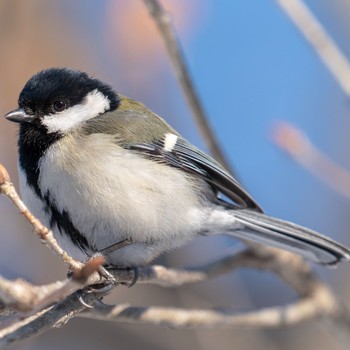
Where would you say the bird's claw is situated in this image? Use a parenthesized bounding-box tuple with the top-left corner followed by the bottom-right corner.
(127, 266, 139, 288)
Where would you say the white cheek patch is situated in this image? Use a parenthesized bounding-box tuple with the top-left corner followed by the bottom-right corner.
(163, 133, 178, 152)
(42, 89, 110, 134)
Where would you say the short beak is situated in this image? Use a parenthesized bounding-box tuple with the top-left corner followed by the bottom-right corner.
(5, 108, 34, 124)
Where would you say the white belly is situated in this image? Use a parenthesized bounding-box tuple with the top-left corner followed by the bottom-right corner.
(19, 133, 209, 266)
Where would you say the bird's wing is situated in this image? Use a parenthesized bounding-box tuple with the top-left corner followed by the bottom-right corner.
(84, 105, 261, 211)
(124, 135, 262, 211)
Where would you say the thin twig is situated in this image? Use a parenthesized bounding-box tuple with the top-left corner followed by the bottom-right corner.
(277, 0, 350, 98)
(0, 165, 83, 271)
(142, 0, 232, 172)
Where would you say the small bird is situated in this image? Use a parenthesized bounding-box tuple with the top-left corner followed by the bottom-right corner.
(4, 68, 350, 268)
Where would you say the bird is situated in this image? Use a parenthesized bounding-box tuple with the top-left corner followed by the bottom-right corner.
(4, 67, 350, 269)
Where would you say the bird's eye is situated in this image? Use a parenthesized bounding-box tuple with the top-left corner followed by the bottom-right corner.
(53, 100, 67, 112)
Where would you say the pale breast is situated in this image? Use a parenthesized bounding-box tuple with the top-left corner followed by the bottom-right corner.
(35, 133, 209, 265)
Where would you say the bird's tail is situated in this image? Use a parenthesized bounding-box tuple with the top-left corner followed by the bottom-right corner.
(230, 209, 350, 265)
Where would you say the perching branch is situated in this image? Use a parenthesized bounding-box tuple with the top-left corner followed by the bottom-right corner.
(1, 241, 349, 346)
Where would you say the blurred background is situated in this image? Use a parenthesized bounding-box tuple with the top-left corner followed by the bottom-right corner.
(1, 0, 350, 349)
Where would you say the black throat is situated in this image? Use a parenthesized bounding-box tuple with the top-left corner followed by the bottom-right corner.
(18, 124, 91, 251)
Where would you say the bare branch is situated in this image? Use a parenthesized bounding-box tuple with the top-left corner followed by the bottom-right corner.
(276, 0, 350, 98)
(142, 0, 232, 172)
(1, 247, 348, 348)
(82, 250, 342, 329)
(80, 287, 338, 329)
(272, 122, 350, 199)
(81, 251, 349, 332)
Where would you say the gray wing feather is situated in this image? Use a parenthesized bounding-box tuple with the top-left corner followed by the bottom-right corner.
(174, 138, 262, 210)
(126, 137, 262, 211)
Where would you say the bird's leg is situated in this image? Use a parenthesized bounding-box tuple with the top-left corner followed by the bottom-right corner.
(93, 238, 139, 289)
(69, 238, 138, 295)
(71, 239, 133, 297)
(73, 238, 140, 303)
(99, 238, 133, 255)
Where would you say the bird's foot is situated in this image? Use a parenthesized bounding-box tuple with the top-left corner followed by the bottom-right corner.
(67, 254, 117, 295)
(85, 256, 116, 294)
(112, 266, 140, 288)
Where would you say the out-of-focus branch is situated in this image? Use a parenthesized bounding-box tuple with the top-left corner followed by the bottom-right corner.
(277, 0, 350, 98)
(142, 0, 232, 172)
(80, 288, 338, 329)
(272, 122, 350, 199)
